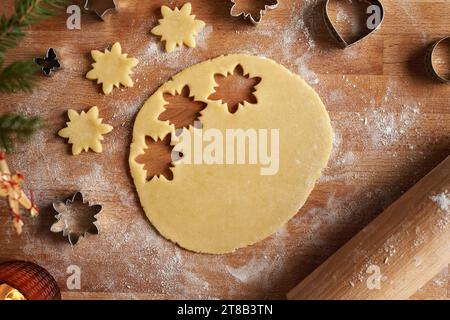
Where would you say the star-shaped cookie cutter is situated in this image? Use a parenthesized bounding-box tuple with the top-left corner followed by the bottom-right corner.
(230, 0, 279, 25)
(84, 0, 118, 20)
(50, 192, 102, 245)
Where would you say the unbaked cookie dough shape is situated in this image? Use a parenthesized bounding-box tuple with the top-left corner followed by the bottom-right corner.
(130, 54, 333, 254)
(151, 3, 205, 53)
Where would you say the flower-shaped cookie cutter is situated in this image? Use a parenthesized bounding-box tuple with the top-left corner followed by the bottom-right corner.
(230, 0, 279, 25)
(50, 192, 102, 245)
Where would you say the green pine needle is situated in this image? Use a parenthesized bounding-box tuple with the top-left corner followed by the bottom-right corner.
(0, 113, 43, 152)
(0, 0, 68, 93)
(0, 0, 67, 54)
(0, 60, 40, 93)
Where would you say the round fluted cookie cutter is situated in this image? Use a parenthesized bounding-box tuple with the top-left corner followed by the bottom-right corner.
(425, 36, 450, 83)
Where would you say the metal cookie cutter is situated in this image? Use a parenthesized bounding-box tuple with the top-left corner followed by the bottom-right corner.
(84, 0, 118, 20)
(230, 0, 279, 25)
(425, 36, 450, 83)
(34, 48, 61, 76)
(323, 0, 385, 48)
(50, 192, 102, 245)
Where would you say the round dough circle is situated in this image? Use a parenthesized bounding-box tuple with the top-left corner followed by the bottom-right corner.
(129, 54, 333, 254)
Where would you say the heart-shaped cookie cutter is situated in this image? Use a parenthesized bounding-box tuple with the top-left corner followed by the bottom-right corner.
(323, 0, 385, 48)
(230, 0, 279, 25)
(425, 36, 450, 83)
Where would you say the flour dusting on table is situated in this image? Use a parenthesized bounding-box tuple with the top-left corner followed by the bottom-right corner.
(1, 0, 448, 299)
(430, 191, 450, 213)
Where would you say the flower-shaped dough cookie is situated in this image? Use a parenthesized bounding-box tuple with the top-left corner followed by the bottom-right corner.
(58, 106, 113, 155)
(86, 42, 138, 94)
(151, 3, 205, 53)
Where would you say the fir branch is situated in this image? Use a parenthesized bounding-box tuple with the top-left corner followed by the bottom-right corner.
(0, 60, 39, 93)
(0, 0, 68, 54)
(0, 0, 67, 93)
(0, 113, 42, 152)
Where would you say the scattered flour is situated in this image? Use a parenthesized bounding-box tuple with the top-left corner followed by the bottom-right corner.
(367, 103, 421, 148)
(433, 278, 446, 288)
(1, 0, 447, 299)
(413, 226, 426, 247)
(226, 257, 268, 283)
(430, 190, 450, 232)
(335, 151, 356, 166)
(430, 190, 450, 213)
(196, 25, 214, 48)
(295, 53, 320, 85)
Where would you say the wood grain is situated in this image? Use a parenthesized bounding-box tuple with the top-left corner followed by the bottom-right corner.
(0, 0, 449, 300)
(288, 156, 450, 300)
(135, 135, 176, 181)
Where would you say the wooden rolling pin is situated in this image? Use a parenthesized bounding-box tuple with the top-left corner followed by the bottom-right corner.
(288, 156, 450, 300)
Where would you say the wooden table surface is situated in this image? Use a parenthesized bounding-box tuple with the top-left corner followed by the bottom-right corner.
(0, 0, 449, 300)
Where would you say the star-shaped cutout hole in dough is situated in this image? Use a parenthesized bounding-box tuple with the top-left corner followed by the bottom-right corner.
(135, 134, 179, 181)
(151, 3, 206, 53)
(158, 85, 207, 130)
(58, 106, 113, 155)
(86, 42, 138, 95)
(208, 65, 261, 114)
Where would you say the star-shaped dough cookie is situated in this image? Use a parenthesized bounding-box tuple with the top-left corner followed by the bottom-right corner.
(58, 106, 113, 155)
(86, 42, 138, 94)
(151, 3, 206, 53)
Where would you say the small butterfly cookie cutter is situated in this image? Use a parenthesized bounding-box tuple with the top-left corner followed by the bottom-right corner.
(323, 0, 385, 49)
(230, 0, 279, 25)
(50, 192, 102, 245)
(425, 36, 450, 83)
(34, 48, 60, 76)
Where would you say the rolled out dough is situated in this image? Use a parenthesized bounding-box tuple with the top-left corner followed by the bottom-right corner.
(129, 54, 333, 254)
